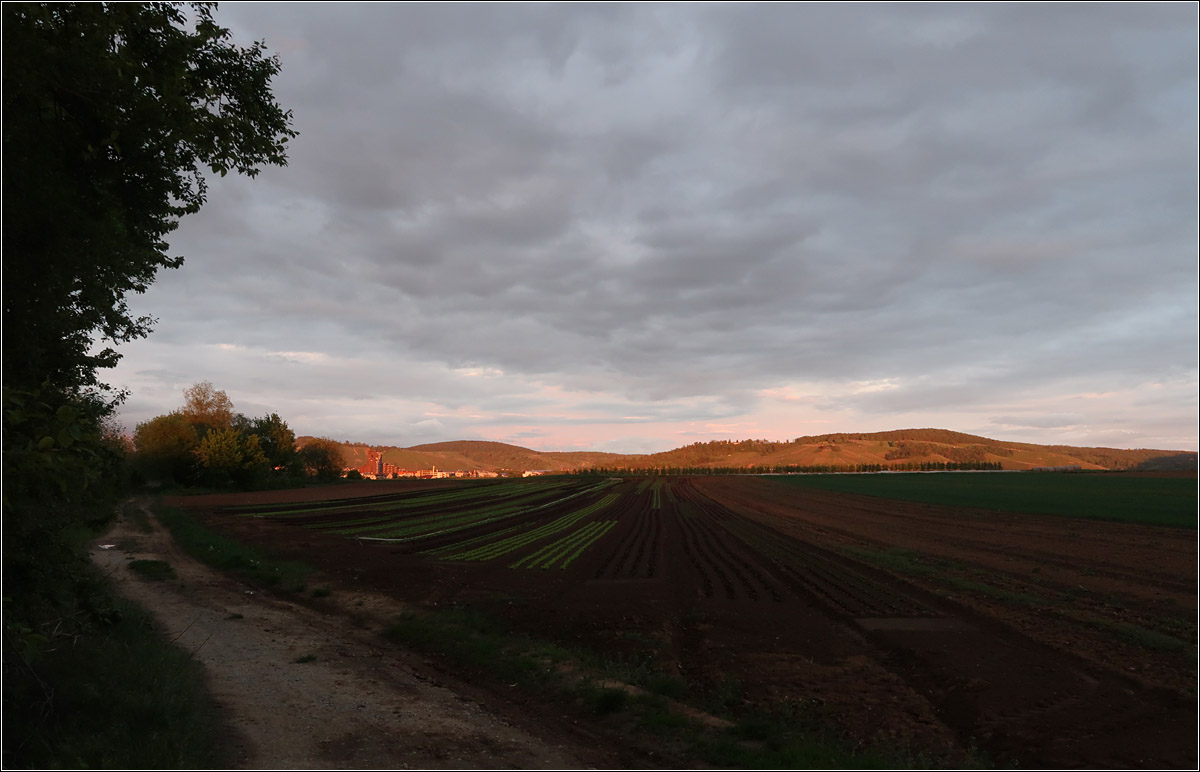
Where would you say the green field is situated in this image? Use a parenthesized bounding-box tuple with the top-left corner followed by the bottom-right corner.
(774, 472, 1197, 528)
(222, 477, 626, 570)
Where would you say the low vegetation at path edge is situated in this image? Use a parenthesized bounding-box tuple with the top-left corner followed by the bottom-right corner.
(3, 590, 231, 769)
(156, 506, 312, 591)
(147, 499, 937, 768)
(381, 605, 929, 769)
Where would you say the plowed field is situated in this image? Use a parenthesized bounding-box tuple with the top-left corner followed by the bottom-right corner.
(176, 475, 1198, 768)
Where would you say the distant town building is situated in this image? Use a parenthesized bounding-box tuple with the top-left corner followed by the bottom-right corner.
(342, 452, 502, 480)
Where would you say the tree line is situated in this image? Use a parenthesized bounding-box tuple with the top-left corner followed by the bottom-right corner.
(3, 4, 298, 765)
(132, 381, 343, 488)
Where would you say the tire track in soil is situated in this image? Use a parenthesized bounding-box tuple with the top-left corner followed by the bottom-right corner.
(627, 498, 659, 579)
(718, 481, 1196, 600)
(690, 514, 764, 601)
(174, 479, 1197, 769)
(676, 504, 729, 599)
(595, 493, 655, 580)
(690, 477, 1198, 769)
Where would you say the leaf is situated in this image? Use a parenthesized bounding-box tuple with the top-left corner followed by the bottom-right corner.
(4, 3, 296, 394)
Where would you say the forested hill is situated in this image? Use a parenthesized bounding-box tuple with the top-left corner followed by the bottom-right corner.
(296, 430, 1194, 473)
(625, 432, 1192, 472)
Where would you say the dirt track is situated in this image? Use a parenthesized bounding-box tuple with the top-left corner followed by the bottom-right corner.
(176, 477, 1198, 769)
(92, 499, 628, 769)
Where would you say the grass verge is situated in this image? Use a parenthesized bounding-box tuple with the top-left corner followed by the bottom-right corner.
(381, 604, 919, 769)
(155, 505, 311, 592)
(142, 502, 956, 767)
(3, 591, 232, 769)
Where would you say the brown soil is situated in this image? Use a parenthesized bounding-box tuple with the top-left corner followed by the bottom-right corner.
(164, 478, 1198, 769)
(93, 497, 661, 769)
(688, 477, 1198, 767)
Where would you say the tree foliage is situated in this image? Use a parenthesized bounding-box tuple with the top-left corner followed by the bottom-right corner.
(3, 6, 296, 744)
(132, 383, 303, 487)
(133, 411, 200, 481)
(180, 381, 235, 431)
(193, 427, 268, 488)
(2, 2, 297, 392)
(3, 387, 128, 609)
(296, 438, 345, 481)
(250, 413, 297, 470)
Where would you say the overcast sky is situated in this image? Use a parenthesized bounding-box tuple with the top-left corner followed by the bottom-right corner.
(106, 2, 1198, 453)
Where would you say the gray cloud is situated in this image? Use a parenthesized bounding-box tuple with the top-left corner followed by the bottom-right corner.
(108, 3, 1198, 451)
(990, 415, 1086, 430)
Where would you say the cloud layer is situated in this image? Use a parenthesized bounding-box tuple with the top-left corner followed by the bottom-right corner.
(107, 4, 1198, 452)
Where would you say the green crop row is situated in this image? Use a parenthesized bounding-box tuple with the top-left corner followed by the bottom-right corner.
(420, 481, 621, 556)
(510, 520, 617, 570)
(395, 478, 621, 547)
(236, 477, 579, 519)
(719, 517, 796, 564)
(339, 499, 542, 542)
(422, 523, 528, 558)
(229, 484, 496, 517)
(317, 483, 572, 537)
(444, 492, 621, 561)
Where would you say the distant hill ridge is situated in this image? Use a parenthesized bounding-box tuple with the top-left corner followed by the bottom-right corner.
(296, 430, 1195, 474)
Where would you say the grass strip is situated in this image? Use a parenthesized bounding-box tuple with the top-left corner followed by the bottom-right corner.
(381, 604, 923, 769)
(4, 591, 232, 769)
(156, 506, 312, 592)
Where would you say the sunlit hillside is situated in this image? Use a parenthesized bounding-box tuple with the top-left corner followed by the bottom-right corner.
(296, 430, 1194, 474)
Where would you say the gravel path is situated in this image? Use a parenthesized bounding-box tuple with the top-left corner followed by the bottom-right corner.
(91, 501, 592, 769)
